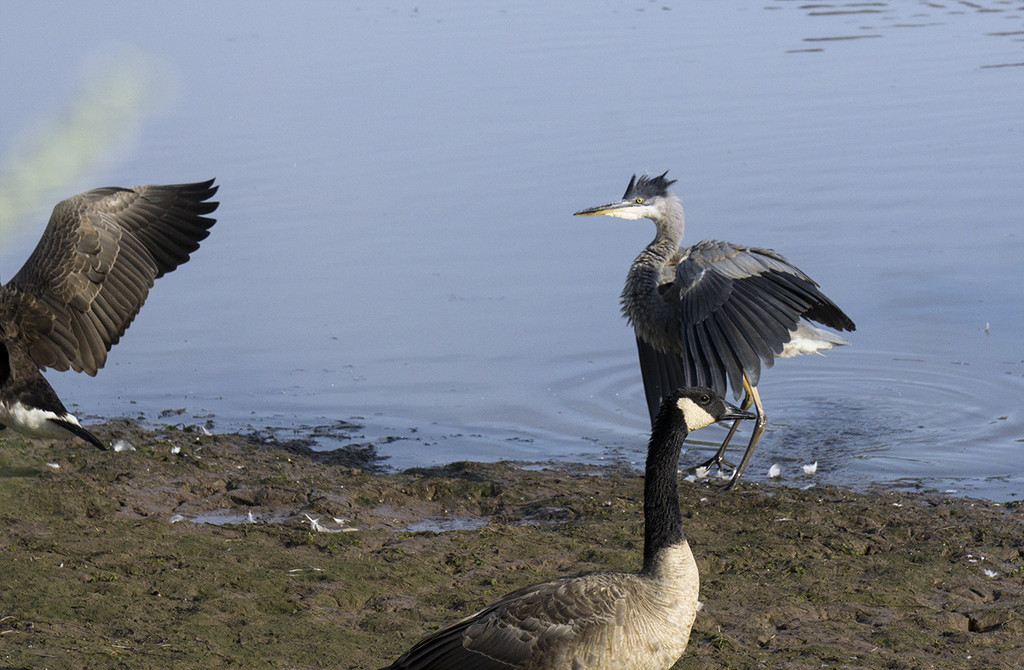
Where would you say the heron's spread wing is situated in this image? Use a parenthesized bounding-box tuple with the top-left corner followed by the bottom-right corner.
(0, 180, 218, 375)
(636, 336, 688, 424)
(661, 240, 854, 400)
(384, 574, 629, 669)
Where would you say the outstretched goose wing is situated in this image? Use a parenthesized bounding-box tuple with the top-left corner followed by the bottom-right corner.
(0, 180, 218, 375)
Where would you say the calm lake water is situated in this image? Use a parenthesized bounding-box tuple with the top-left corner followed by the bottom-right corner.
(2, 1, 1022, 500)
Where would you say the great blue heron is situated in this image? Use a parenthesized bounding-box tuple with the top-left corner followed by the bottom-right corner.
(0, 180, 218, 449)
(382, 387, 754, 670)
(575, 172, 854, 487)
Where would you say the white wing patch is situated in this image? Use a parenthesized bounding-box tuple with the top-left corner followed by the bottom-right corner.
(781, 322, 850, 358)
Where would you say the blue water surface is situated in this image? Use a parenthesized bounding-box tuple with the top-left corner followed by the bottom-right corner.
(1, 1, 1021, 499)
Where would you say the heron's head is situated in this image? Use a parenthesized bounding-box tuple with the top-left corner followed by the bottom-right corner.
(573, 171, 679, 221)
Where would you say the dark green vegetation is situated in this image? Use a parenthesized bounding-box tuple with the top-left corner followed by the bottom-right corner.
(1, 422, 1022, 669)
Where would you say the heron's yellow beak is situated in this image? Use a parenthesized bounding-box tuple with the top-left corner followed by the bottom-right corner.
(573, 201, 633, 216)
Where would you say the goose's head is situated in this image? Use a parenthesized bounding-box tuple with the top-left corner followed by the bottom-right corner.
(659, 386, 753, 434)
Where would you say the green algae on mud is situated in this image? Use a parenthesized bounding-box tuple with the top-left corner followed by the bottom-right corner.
(1, 421, 1023, 669)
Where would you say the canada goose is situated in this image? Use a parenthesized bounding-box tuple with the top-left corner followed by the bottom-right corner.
(0, 180, 218, 449)
(381, 387, 754, 670)
(575, 172, 854, 486)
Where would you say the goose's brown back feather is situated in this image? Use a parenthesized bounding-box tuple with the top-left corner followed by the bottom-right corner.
(386, 572, 627, 669)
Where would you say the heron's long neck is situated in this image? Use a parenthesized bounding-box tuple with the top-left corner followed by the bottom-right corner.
(638, 195, 685, 267)
(622, 195, 685, 348)
(641, 418, 687, 575)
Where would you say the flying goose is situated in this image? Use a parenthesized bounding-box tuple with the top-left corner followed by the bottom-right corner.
(0, 180, 218, 448)
(382, 387, 753, 670)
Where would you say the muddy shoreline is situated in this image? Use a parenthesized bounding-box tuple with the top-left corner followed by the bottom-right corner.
(1, 420, 1022, 669)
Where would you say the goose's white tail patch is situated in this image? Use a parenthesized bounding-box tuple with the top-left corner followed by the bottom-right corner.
(0, 401, 80, 439)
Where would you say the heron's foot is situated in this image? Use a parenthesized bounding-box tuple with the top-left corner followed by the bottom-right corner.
(687, 457, 738, 488)
(724, 470, 744, 491)
(693, 453, 735, 472)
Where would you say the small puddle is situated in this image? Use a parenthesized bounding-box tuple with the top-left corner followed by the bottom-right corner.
(189, 512, 255, 525)
(405, 516, 487, 533)
(172, 510, 287, 525)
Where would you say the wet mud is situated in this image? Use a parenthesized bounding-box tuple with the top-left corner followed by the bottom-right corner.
(1, 421, 1022, 669)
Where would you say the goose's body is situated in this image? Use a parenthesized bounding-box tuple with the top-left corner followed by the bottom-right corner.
(575, 172, 854, 486)
(382, 387, 753, 670)
(0, 180, 219, 448)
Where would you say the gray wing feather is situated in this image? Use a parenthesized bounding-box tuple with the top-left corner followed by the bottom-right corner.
(636, 337, 687, 424)
(642, 240, 855, 402)
(0, 180, 218, 375)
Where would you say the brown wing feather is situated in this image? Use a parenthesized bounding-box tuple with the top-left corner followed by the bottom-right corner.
(0, 180, 218, 375)
(383, 573, 630, 669)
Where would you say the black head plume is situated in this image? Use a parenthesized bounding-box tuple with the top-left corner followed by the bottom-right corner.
(622, 171, 677, 201)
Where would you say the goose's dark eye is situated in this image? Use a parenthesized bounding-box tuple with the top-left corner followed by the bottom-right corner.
(698, 394, 710, 404)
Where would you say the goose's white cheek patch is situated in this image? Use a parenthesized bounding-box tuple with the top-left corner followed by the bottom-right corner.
(675, 397, 716, 431)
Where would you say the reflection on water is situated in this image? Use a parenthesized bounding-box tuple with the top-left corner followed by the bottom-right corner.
(1, 1, 1021, 500)
(777, 0, 1024, 70)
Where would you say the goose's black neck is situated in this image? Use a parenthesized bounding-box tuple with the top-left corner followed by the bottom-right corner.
(641, 409, 688, 574)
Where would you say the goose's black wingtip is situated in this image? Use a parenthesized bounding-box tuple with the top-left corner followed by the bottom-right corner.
(49, 418, 107, 450)
(180, 178, 220, 213)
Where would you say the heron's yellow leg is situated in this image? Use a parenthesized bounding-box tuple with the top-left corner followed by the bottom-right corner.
(727, 380, 766, 490)
(695, 373, 756, 471)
